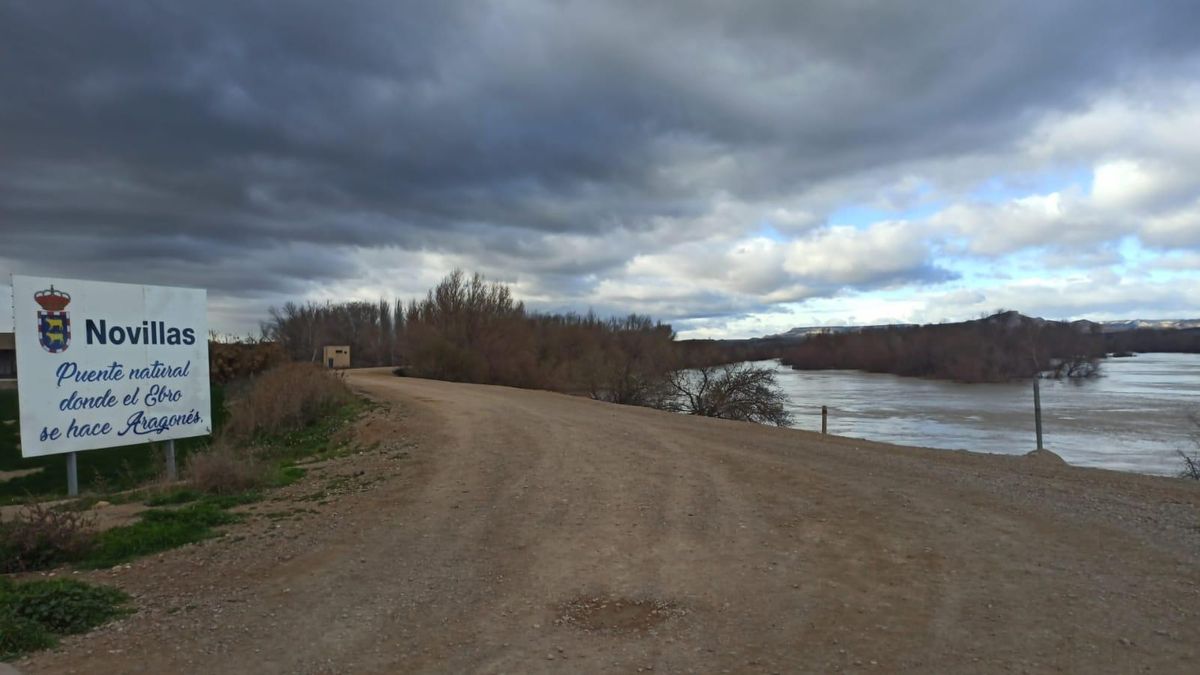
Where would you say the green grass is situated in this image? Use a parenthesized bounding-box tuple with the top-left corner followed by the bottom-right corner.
(271, 464, 308, 487)
(0, 577, 129, 660)
(196, 490, 262, 509)
(81, 502, 240, 569)
(143, 488, 204, 507)
(0, 387, 228, 505)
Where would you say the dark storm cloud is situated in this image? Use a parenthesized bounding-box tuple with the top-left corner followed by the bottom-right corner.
(2, 0, 1199, 326)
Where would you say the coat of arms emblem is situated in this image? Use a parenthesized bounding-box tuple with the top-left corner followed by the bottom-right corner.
(35, 286, 71, 353)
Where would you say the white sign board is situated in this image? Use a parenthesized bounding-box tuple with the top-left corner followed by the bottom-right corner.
(12, 275, 211, 458)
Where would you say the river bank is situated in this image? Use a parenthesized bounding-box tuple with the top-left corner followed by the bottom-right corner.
(768, 352, 1200, 476)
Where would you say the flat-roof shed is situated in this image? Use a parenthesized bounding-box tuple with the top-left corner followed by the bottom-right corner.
(323, 345, 350, 369)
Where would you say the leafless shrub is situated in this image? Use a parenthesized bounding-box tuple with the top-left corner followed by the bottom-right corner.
(1051, 355, 1100, 379)
(209, 341, 286, 385)
(0, 502, 97, 572)
(223, 363, 352, 440)
(264, 271, 680, 400)
(184, 441, 266, 495)
(665, 363, 793, 426)
(1178, 451, 1200, 481)
(1179, 413, 1200, 481)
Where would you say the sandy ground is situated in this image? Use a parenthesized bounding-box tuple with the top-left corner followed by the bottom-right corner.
(13, 368, 1200, 674)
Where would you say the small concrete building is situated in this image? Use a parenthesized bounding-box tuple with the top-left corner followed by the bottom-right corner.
(0, 332, 15, 379)
(322, 345, 350, 369)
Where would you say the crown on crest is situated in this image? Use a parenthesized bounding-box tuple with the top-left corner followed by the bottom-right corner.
(34, 286, 71, 311)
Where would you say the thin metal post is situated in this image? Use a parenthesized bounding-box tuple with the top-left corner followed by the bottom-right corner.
(66, 452, 78, 496)
(165, 439, 177, 481)
(821, 405, 828, 435)
(1033, 378, 1044, 451)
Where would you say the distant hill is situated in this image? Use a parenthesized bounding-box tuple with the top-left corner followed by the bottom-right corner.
(1091, 319, 1200, 333)
(767, 314, 1200, 340)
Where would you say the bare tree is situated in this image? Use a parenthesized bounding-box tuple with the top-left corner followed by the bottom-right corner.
(1179, 413, 1200, 480)
(665, 363, 793, 426)
(262, 270, 681, 398)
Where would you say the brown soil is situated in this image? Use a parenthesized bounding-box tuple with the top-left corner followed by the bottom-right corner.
(557, 596, 684, 633)
(13, 368, 1200, 674)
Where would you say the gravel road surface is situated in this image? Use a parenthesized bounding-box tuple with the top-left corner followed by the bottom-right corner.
(17, 369, 1200, 674)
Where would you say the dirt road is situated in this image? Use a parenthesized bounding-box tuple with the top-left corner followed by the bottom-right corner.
(18, 370, 1200, 673)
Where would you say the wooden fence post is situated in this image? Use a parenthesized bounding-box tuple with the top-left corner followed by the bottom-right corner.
(821, 405, 828, 435)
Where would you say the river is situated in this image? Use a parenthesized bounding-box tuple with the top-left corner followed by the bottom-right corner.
(763, 352, 1200, 476)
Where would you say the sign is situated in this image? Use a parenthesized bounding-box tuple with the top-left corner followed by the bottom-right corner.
(12, 275, 211, 458)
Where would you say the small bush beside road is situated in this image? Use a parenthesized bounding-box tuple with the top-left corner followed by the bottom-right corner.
(0, 577, 129, 660)
(223, 363, 352, 440)
(0, 502, 97, 572)
(184, 441, 267, 495)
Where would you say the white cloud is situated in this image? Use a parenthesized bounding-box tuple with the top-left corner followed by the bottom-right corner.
(782, 221, 939, 285)
(1141, 199, 1200, 248)
(1092, 159, 1194, 213)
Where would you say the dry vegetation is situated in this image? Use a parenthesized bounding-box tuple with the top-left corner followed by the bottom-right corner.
(208, 341, 287, 385)
(261, 271, 821, 424)
(0, 355, 367, 660)
(184, 362, 353, 494)
(779, 312, 1105, 383)
(2, 361, 358, 577)
(184, 441, 266, 495)
(221, 362, 352, 440)
(1178, 413, 1200, 481)
(265, 270, 682, 406)
(665, 363, 793, 426)
(0, 503, 97, 573)
(1107, 328, 1200, 354)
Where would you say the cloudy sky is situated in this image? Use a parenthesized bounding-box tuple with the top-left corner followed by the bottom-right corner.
(3, 1, 1200, 338)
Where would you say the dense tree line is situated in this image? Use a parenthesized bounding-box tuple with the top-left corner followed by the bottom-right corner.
(776, 312, 1105, 383)
(674, 338, 788, 367)
(265, 274, 1141, 420)
(263, 271, 678, 403)
(1105, 328, 1200, 355)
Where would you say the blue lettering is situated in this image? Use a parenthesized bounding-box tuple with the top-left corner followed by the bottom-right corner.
(118, 409, 203, 437)
(65, 417, 112, 439)
(54, 362, 124, 387)
(58, 389, 118, 411)
(144, 384, 183, 407)
(55, 362, 77, 387)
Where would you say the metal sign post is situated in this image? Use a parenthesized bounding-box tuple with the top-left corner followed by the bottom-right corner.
(165, 439, 177, 481)
(66, 451, 78, 496)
